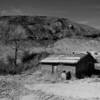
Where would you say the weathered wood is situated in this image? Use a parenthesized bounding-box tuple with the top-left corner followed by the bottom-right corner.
(52, 65, 54, 74)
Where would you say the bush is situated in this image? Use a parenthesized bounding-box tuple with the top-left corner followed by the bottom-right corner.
(22, 51, 49, 64)
(0, 56, 22, 75)
(0, 51, 49, 75)
(21, 51, 50, 72)
(0, 60, 8, 74)
(6, 55, 15, 66)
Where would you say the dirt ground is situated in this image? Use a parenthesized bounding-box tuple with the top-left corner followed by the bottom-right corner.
(0, 70, 100, 100)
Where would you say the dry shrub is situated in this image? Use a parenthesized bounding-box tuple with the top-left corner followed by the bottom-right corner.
(21, 51, 49, 72)
(0, 60, 8, 74)
(0, 78, 22, 99)
(0, 51, 49, 75)
(0, 56, 23, 75)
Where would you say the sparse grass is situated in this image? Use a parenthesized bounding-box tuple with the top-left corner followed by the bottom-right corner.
(0, 78, 23, 99)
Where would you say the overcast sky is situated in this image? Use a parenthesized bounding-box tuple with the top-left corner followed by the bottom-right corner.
(0, 0, 100, 29)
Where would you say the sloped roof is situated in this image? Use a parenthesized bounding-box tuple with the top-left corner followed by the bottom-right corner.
(40, 53, 85, 64)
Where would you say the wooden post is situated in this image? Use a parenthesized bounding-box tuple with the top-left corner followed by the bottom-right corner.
(52, 65, 54, 74)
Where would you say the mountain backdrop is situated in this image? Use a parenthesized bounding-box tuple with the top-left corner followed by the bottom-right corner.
(0, 16, 100, 44)
(0, 16, 100, 56)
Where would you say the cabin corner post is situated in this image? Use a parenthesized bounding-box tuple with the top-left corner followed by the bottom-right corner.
(52, 65, 54, 74)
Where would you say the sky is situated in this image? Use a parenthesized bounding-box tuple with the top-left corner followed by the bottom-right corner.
(0, 0, 100, 29)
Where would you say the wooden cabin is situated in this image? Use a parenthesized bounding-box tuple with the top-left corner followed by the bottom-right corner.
(40, 52, 97, 79)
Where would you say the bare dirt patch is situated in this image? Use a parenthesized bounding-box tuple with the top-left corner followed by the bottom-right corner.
(24, 78, 100, 100)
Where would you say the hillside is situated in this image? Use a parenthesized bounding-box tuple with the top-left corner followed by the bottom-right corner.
(0, 16, 100, 63)
(52, 38, 100, 53)
(0, 16, 100, 47)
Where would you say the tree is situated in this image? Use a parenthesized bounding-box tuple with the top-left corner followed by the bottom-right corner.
(8, 24, 27, 67)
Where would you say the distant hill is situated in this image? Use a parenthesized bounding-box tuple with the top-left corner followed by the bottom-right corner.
(52, 38, 100, 54)
(0, 16, 100, 46)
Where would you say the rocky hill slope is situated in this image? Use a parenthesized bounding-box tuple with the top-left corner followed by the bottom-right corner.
(0, 16, 100, 47)
(0, 15, 100, 60)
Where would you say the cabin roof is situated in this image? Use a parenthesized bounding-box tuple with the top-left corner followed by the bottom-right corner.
(40, 53, 85, 64)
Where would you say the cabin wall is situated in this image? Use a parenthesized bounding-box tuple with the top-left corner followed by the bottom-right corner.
(40, 64, 52, 71)
(76, 56, 95, 79)
(57, 65, 75, 74)
(40, 64, 76, 78)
